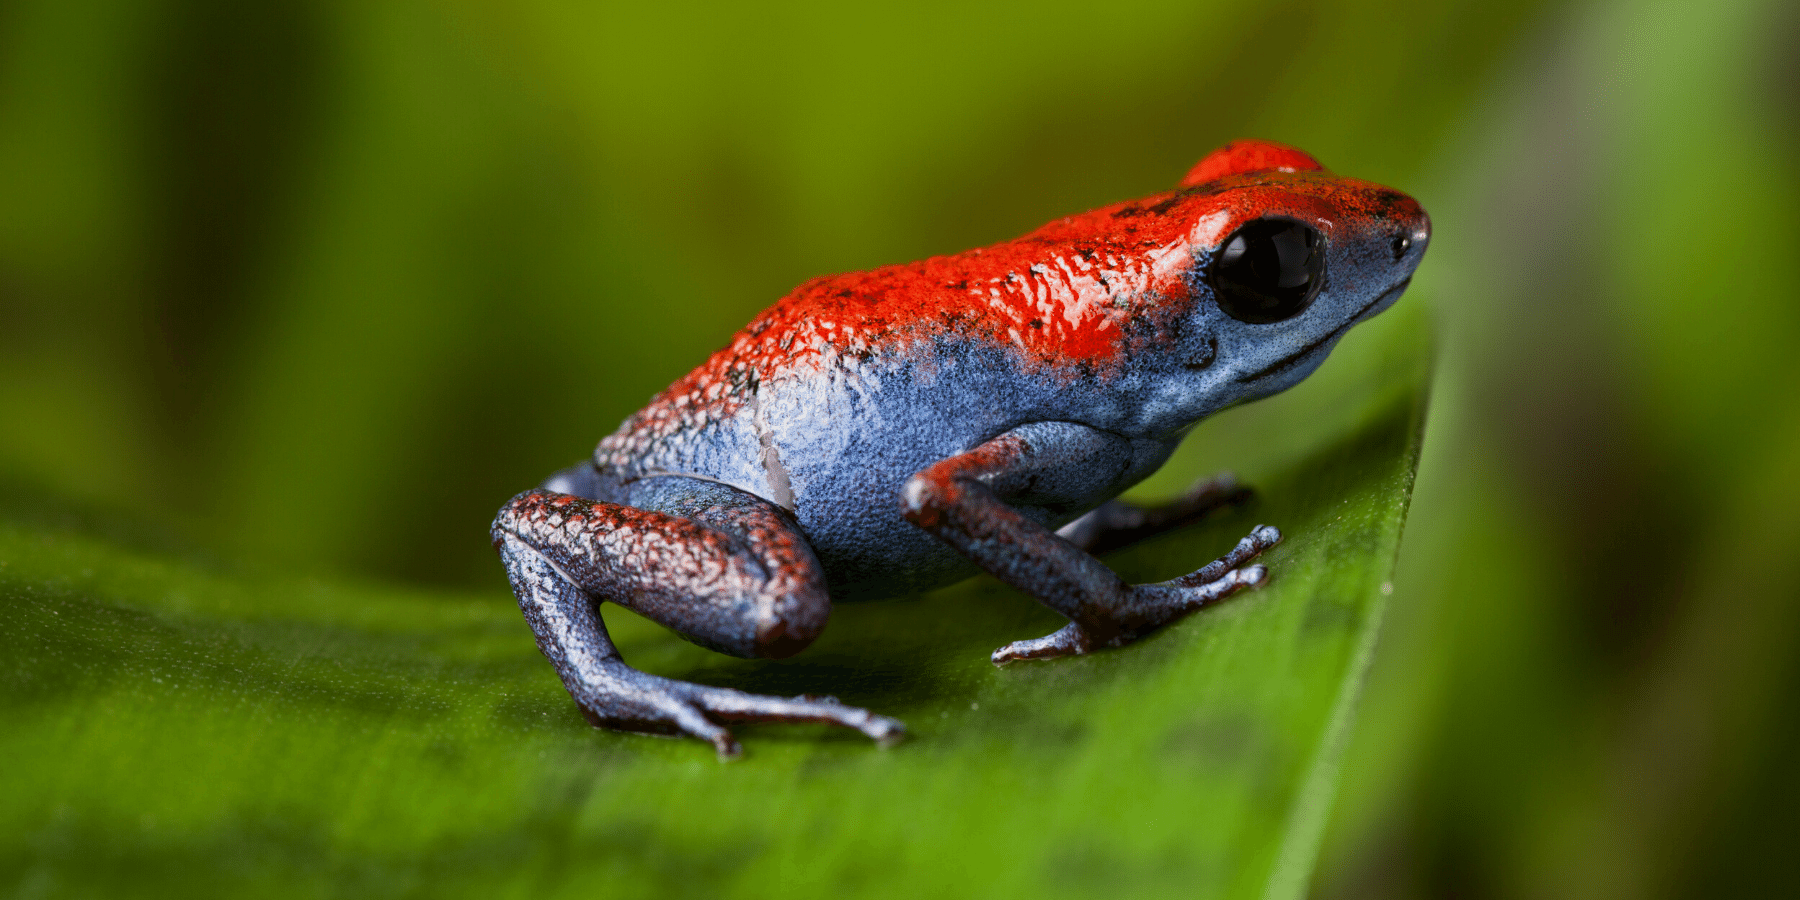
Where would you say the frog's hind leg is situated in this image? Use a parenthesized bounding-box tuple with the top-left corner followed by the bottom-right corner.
(491, 476, 904, 757)
(1055, 472, 1254, 556)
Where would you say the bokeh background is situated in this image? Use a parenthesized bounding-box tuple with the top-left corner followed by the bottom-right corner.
(1, 0, 1796, 896)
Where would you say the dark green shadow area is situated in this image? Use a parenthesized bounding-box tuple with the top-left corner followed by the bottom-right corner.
(0, 317, 1427, 900)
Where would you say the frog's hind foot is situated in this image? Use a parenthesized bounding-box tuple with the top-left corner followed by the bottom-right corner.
(575, 664, 906, 759)
(672, 684, 907, 759)
(493, 476, 904, 758)
(991, 524, 1281, 665)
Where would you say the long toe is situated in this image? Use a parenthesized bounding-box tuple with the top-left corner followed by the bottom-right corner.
(666, 702, 742, 759)
(1175, 563, 1268, 611)
(862, 715, 908, 747)
(1173, 525, 1282, 588)
(992, 622, 1088, 665)
(687, 685, 905, 748)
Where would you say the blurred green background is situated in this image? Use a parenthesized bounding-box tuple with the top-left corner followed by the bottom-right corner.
(1, 0, 1796, 896)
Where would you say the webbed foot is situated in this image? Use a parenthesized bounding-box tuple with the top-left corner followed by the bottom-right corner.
(575, 661, 907, 758)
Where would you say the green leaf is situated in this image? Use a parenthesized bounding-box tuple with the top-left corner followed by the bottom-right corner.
(1, 311, 1428, 900)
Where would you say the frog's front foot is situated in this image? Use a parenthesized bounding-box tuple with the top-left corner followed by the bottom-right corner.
(991, 524, 1282, 665)
(575, 660, 907, 758)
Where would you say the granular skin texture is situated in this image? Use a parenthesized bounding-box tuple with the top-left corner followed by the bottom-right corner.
(490, 140, 1432, 754)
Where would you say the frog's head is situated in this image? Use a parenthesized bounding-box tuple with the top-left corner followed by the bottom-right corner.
(1167, 141, 1430, 409)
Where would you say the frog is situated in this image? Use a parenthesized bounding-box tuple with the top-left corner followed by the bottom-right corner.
(491, 140, 1430, 757)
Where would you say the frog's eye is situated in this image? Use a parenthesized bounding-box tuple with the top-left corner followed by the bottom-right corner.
(1210, 218, 1326, 324)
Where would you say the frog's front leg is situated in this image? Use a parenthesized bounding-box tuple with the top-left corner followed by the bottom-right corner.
(491, 476, 905, 757)
(900, 423, 1281, 665)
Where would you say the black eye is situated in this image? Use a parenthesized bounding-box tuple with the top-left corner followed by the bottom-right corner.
(1210, 218, 1326, 324)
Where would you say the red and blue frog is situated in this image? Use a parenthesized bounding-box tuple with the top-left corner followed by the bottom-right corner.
(491, 140, 1430, 756)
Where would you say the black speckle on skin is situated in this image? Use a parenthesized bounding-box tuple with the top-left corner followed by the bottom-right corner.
(1179, 249, 1217, 307)
(1144, 194, 1184, 217)
(1372, 189, 1410, 213)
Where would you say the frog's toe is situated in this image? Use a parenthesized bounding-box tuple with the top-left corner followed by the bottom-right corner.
(1170, 524, 1281, 589)
(664, 701, 744, 759)
(1172, 563, 1266, 610)
(684, 684, 907, 751)
(863, 714, 908, 747)
(992, 622, 1092, 665)
(992, 527, 1279, 667)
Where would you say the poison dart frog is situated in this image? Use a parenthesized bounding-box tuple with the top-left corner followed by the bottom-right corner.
(492, 140, 1430, 757)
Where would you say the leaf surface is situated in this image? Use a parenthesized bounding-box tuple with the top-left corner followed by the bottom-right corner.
(0, 311, 1428, 900)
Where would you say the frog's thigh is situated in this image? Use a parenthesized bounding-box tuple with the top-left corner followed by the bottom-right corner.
(493, 477, 829, 660)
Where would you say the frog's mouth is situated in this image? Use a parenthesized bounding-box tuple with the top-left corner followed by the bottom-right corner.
(1235, 277, 1410, 384)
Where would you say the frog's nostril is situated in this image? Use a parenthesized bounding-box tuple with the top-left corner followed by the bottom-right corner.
(1390, 233, 1412, 262)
